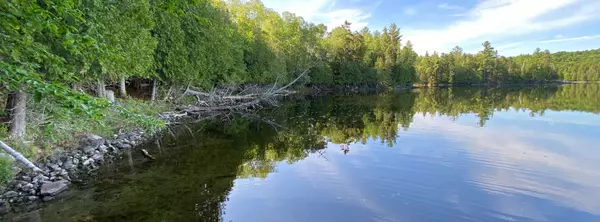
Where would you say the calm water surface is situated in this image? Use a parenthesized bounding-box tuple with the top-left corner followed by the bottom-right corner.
(13, 85, 600, 222)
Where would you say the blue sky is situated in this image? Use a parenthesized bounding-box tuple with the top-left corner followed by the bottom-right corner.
(261, 0, 600, 56)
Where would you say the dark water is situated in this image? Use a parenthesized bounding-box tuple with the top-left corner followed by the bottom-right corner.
(12, 85, 600, 222)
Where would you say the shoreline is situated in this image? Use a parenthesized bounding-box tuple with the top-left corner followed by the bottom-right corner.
(0, 120, 175, 215)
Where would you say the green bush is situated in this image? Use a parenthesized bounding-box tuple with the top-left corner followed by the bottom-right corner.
(0, 156, 14, 185)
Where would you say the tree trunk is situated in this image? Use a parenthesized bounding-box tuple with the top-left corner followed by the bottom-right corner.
(163, 85, 173, 101)
(71, 83, 83, 92)
(96, 79, 106, 97)
(0, 140, 42, 172)
(150, 79, 157, 101)
(5, 90, 26, 138)
(119, 75, 127, 98)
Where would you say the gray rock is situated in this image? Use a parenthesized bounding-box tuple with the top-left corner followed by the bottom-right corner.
(120, 144, 132, 149)
(27, 196, 39, 201)
(118, 132, 138, 140)
(21, 183, 34, 191)
(33, 175, 49, 182)
(82, 158, 94, 166)
(98, 145, 109, 153)
(48, 164, 62, 172)
(81, 146, 96, 155)
(91, 153, 104, 162)
(63, 158, 76, 170)
(20, 176, 32, 182)
(3, 191, 18, 198)
(42, 196, 54, 202)
(79, 134, 105, 154)
(40, 180, 69, 196)
(107, 144, 119, 153)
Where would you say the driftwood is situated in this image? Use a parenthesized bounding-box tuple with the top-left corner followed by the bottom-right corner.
(182, 99, 261, 112)
(179, 67, 310, 116)
(0, 140, 43, 172)
(140, 149, 156, 160)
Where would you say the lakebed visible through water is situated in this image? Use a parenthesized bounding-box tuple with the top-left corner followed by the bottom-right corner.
(9, 84, 600, 222)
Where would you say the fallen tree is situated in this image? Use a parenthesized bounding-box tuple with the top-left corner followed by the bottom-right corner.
(179, 67, 310, 115)
(0, 140, 43, 172)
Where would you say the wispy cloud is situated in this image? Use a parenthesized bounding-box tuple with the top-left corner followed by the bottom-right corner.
(536, 34, 600, 43)
(403, 0, 600, 54)
(450, 13, 467, 17)
(491, 34, 600, 55)
(438, 3, 464, 10)
(262, 0, 376, 30)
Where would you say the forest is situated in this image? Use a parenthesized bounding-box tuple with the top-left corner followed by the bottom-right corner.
(1, 0, 600, 140)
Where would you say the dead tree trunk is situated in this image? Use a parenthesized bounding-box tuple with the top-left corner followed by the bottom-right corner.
(119, 75, 127, 98)
(96, 79, 106, 97)
(150, 79, 157, 101)
(5, 90, 26, 138)
(179, 67, 311, 115)
(0, 140, 42, 172)
(71, 83, 83, 92)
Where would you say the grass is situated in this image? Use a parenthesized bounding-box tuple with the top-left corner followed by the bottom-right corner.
(0, 95, 172, 184)
(0, 156, 13, 184)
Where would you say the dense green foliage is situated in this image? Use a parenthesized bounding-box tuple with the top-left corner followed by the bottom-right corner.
(3, 0, 598, 99)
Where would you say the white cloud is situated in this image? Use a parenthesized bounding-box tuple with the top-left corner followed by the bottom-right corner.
(488, 34, 600, 55)
(438, 3, 464, 10)
(262, 0, 373, 30)
(537, 34, 600, 43)
(403, 0, 600, 55)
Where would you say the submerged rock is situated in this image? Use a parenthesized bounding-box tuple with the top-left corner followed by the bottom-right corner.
(40, 180, 69, 196)
(0, 128, 160, 214)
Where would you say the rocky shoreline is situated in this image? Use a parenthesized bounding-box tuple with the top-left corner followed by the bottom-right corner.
(0, 129, 156, 215)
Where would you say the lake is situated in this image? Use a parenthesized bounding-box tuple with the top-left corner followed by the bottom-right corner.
(12, 84, 600, 222)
